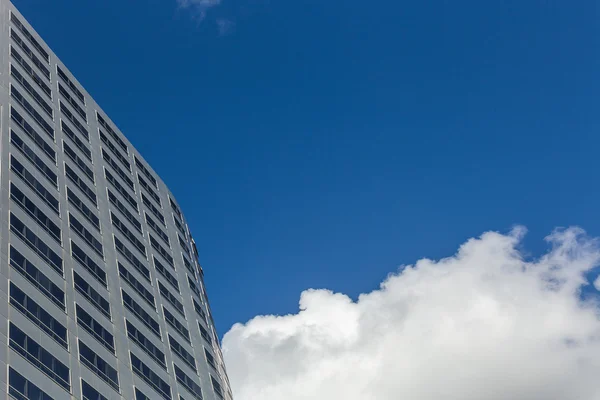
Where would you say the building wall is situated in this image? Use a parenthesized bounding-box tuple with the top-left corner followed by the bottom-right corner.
(0, 1, 233, 399)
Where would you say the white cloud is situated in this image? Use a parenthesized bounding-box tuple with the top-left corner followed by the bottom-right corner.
(177, 0, 222, 20)
(222, 227, 600, 400)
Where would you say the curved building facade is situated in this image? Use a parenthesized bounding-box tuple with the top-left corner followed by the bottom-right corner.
(0, 2, 233, 400)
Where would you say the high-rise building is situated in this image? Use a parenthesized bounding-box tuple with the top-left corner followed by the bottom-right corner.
(0, 2, 233, 400)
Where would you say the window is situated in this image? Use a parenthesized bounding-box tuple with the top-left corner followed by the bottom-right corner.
(126, 320, 166, 368)
(199, 322, 213, 345)
(10, 13, 50, 61)
(111, 212, 146, 256)
(115, 237, 150, 282)
(97, 113, 128, 153)
(138, 173, 161, 205)
(183, 255, 195, 276)
(170, 196, 183, 220)
(76, 304, 115, 354)
(122, 290, 161, 339)
(105, 169, 138, 211)
(11, 85, 53, 137)
(163, 306, 190, 343)
(135, 388, 152, 400)
(11, 182, 61, 243)
(169, 335, 197, 372)
(78, 340, 119, 391)
(11, 107, 54, 159)
(146, 212, 170, 245)
(62, 120, 91, 158)
(9, 323, 70, 391)
(11, 156, 58, 214)
(154, 256, 179, 291)
(135, 155, 158, 188)
(10, 46, 51, 97)
(57, 65, 85, 103)
(179, 235, 191, 256)
(130, 352, 172, 400)
(71, 241, 107, 287)
(9, 366, 54, 400)
(74, 271, 111, 319)
(188, 276, 201, 298)
(211, 376, 224, 399)
(10, 213, 62, 275)
(63, 141, 94, 182)
(9, 246, 65, 310)
(173, 215, 187, 238)
(100, 129, 131, 170)
(143, 194, 165, 225)
(174, 364, 203, 400)
(66, 163, 97, 206)
(108, 190, 141, 232)
(10, 283, 68, 348)
(58, 83, 86, 121)
(193, 299, 207, 322)
(9, 29, 50, 78)
(59, 101, 88, 139)
(150, 235, 174, 267)
(11, 130, 57, 187)
(11, 65, 52, 117)
(119, 263, 155, 309)
(69, 213, 104, 258)
(205, 348, 217, 370)
(82, 380, 108, 400)
(159, 282, 185, 317)
(102, 149, 133, 189)
(67, 188, 100, 230)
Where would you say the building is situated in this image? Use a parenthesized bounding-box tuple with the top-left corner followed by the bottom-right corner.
(0, 2, 233, 399)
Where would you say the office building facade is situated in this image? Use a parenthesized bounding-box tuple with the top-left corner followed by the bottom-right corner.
(0, 2, 233, 399)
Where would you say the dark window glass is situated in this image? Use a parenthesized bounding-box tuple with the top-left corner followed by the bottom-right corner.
(170, 197, 183, 220)
(10, 182, 61, 243)
(153, 256, 179, 291)
(102, 149, 133, 189)
(134, 155, 158, 188)
(130, 352, 171, 400)
(188, 276, 201, 299)
(122, 290, 161, 339)
(62, 120, 91, 158)
(57, 65, 85, 103)
(193, 298, 207, 322)
(11, 85, 53, 137)
(71, 241, 107, 287)
(69, 213, 104, 258)
(63, 141, 94, 182)
(173, 215, 187, 238)
(74, 271, 111, 319)
(11, 130, 57, 187)
(76, 304, 114, 354)
(115, 237, 150, 282)
(163, 306, 190, 343)
(97, 113, 128, 153)
(179, 235, 191, 256)
(205, 348, 217, 370)
(9, 323, 70, 391)
(159, 281, 185, 317)
(78, 341, 119, 391)
(11, 65, 52, 116)
(143, 194, 165, 225)
(82, 380, 108, 400)
(10, 213, 62, 275)
(138, 173, 161, 205)
(174, 364, 203, 400)
(10, 155, 58, 214)
(169, 335, 197, 372)
(10, 46, 51, 97)
(10, 283, 67, 348)
(65, 163, 97, 206)
(67, 188, 100, 230)
(9, 29, 49, 78)
(105, 169, 138, 211)
(146, 212, 170, 246)
(111, 212, 146, 256)
(9, 366, 54, 400)
(183, 255, 195, 276)
(126, 320, 166, 368)
(58, 83, 86, 121)
(135, 388, 152, 400)
(150, 235, 174, 268)
(119, 263, 155, 309)
(10, 13, 50, 61)
(9, 246, 65, 310)
(100, 129, 131, 170)
(108, 190, 141, 232)
(59, 100, 88, 139)
(211, 376, 224, 399)
(199, 322, 213, 345)
(11, 107, 54, 160)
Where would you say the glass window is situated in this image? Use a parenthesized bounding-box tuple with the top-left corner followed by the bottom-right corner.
(10, 65, 52, 117)
(130, 352, 171, 400)
(154, 256, 179, 291)
(10, 13, 50, 61)
(57, 65, 85, 103)
(82, 379, 108, 400)
(97, 113, 128, 153)
(9, 366, 54, 400)
(111, 212, 146, 256)
(63, 141, 94, 182)
(150, 235, 174, 268)
(102, 149, 133, 189)
(69, 213, 103, 258)
(58, 83, 86, 121)
(10, 46, 51, 97)
(71, 241, 106, 287)
(143, 193, 165, 225)
(134, 155, 158, 188)
(10, 182, 61, 243)
(174, 364, 203, 400)
(76, 304, 114, 354)
(105, 169, 138, 211)
(108, 190, 141, 232)
(119, 263, 155, 309)
(74, 271, 111, 319)
(9, 29, 49, 78)
(11, 107, 54, 160)
(169, 334, 197, 372)
(10, 155, 58, 214)
(11, 85, 53, 137)
(146, 212, 170, 245)
(59, 100, 88, 139)
(62, 120, 91, 158)
(10, 213, 62, 275)
(126, 320, 166, 368)
(65, 163, 97, 206)
(78, 340, 119, 391)
(67, 188, 100, 230)
(163, 306, 190, 343)
(11, 130, 57, 187)
(100, 130, 131, 170)
(159, 281, 184, 317)
(115, 237, 150, 282)
(122, 290, 161, 339)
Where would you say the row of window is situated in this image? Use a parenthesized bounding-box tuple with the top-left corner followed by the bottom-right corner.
(11, 13, 50, 62)
(57, 65, 86, 104)
(11, 64, 53, 117)
(10, 28, 50, 79)
(62, 120, 92, 160)
(103, 148, 134, 190)
(59, 83, 87, 121)
(10, 44, 51, 98)
(11, 85, 54, 139)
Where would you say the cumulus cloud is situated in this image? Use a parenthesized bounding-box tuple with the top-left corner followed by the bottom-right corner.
(222, 227, 600, 400)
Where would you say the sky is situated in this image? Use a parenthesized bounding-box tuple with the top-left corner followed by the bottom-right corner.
(13, 0, 600, 398)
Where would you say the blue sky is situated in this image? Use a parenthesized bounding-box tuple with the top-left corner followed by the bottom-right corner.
(14, 0, 600, 338)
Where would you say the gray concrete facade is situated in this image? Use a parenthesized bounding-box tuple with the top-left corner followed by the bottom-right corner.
(0, 1, 233, 399)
